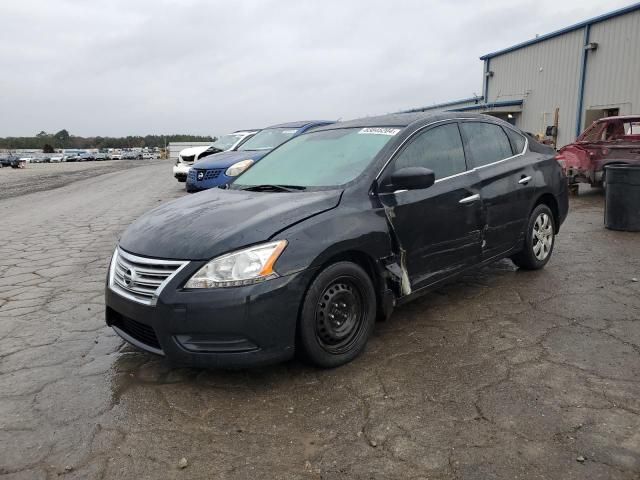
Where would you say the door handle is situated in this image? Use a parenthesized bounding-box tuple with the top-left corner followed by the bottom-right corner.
(518, 175, 532, 185)
(459, 193, 480, 204)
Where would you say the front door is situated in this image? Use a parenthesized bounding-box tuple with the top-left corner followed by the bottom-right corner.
(377, 122, 484, 291)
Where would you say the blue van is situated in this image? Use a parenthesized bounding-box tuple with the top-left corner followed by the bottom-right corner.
(185, 120, 333, 192)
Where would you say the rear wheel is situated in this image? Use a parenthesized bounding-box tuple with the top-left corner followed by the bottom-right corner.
(511, 204, 556, 270)
(298, 262, 376, 368)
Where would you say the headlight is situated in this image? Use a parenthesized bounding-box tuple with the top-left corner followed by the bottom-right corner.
(225, 159, 254, 177)
(184, 240, 287, 288)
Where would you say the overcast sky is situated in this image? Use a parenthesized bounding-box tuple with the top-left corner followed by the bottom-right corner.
(0, 0, 634, 137)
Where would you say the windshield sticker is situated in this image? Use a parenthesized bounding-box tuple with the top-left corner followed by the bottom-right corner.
(358, 127, 401, 136)
(281, 129, 298, 134)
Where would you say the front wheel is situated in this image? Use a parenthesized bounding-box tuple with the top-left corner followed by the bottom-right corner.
(511, 204, 556, 270)
(298, 262, 377, 368)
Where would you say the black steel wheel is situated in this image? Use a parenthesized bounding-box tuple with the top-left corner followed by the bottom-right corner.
(298, 262, 376, 368)
(315, 277, 365, 354)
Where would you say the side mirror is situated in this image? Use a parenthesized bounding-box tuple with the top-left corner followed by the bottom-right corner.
(386, 167, 435, 192)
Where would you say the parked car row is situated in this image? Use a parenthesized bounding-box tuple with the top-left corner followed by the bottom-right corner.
(0, 151, 159, 165)
(65, 151, 158, 162)
(183, 121, 333, 192)
(173, 121, 333, 190)
(109, 111, 569, 370)
(172, 130, 258, 182)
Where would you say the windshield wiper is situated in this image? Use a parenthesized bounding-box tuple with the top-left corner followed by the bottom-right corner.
(240, 184, 306, 192)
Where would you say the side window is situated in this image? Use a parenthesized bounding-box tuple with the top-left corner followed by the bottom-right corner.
(504, 127, 526, 154)
(460, 122, 513, 168)
(393, 123, 467, 180)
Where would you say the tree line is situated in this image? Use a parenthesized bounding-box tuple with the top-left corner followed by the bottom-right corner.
(0, 130, 215, 150)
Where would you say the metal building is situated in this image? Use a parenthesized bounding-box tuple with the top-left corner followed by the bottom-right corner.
(405, 3, 640, 147)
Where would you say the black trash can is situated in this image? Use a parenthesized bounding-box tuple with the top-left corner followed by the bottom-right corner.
(604, 164, 640, 231)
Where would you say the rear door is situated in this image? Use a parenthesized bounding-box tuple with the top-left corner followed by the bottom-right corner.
(378, 122, 484, 291)
(459, 121, 534, 259)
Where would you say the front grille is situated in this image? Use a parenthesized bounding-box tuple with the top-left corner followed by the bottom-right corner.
(180, 154, 195, 163)
(109, 248, 188, 306)
(111, 311, 162, 351)
(204, 169, 224, 179)
(188, 168, 224, 182)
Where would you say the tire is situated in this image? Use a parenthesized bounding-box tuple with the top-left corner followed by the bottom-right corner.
(511, 204, 556, 270)
(298, 262, 377, 368)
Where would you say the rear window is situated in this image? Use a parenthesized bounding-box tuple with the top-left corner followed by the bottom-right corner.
(504, 127, 526, 154)
(460, 122, 513, 168)
(627, 121, 640, 135)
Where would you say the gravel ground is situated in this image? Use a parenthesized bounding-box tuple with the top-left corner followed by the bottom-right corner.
(0, 163, 638, 479)
(0, 160, 166, 200)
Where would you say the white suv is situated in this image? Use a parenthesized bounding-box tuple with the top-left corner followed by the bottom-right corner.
(173, 130, 257, 182)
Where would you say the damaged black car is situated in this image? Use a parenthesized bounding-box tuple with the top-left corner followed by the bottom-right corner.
(105, 112, 568, 368)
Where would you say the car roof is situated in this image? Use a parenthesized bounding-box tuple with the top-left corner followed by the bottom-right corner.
(310, 111, 494, 132)
(264, 120, 333, 129)
(597, 115, 640, 122)
(232, 130, 259, 134)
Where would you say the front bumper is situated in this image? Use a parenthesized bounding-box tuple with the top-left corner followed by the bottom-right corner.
(105, 263, 314, 368)
(172, 162, 191, 180)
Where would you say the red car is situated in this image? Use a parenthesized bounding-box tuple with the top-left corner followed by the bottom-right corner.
(557, 115, 640, 191)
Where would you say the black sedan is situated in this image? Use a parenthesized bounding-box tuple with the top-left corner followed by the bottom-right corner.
(105, 112, 568, 368)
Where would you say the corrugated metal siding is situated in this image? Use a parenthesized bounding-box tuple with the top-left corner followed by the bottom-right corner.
(583, 10, 640, 118)
(487, 29, 584, 147)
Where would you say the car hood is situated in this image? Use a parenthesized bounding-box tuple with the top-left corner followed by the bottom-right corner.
(118, 188, 342, 260)
(191, 150, 270, 169)
(179, 145, 210, 157)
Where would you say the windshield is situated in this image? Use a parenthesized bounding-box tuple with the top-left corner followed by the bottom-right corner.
(233, 127, 399, 189)
(238, 127, 299, 151)
(210, 133, 246, 151)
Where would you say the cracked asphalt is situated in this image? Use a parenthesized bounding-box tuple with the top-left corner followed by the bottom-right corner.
(0, 162, 639, 479)
(0, 160, 163, 201)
